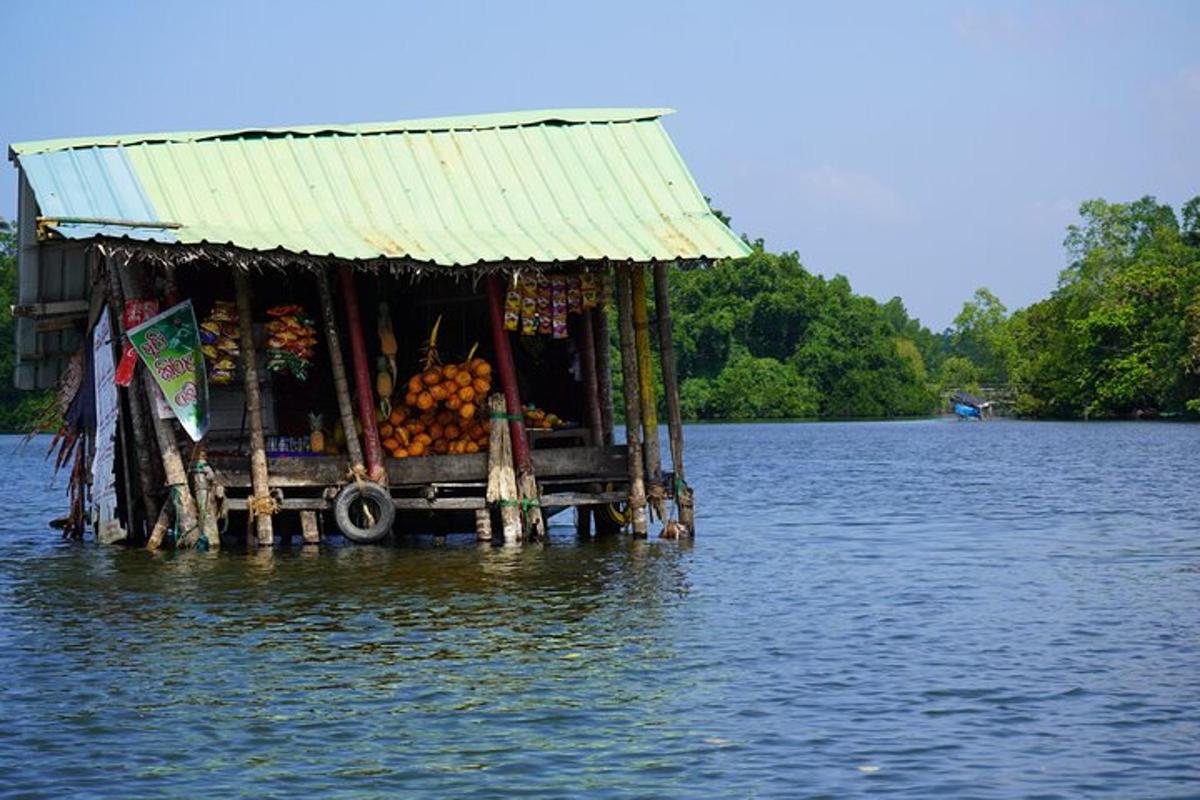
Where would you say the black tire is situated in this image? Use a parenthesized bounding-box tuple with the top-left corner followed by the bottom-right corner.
(333, 482, 396, 543)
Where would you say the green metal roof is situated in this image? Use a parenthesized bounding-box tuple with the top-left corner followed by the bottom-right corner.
(11, 108, 750, 266)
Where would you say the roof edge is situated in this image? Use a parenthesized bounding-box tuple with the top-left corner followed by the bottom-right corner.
(9, 107, 675, 157)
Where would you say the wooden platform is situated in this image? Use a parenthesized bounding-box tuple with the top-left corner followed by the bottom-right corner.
(210, 445, 629, 513)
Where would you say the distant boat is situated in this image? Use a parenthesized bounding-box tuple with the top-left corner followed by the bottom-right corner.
(951, 391, 991, 420)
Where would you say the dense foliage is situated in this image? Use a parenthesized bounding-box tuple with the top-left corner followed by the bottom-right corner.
(1002, 196, 1200, 418)
(667, 244, 940, 419)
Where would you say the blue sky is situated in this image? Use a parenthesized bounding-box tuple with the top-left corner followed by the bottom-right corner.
(2, 1, 1197, 328)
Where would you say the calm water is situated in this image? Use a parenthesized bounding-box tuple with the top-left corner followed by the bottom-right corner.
(0, 421, 1197, 798)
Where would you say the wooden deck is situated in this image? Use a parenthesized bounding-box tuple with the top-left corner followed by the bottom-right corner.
(211, 445, 629, 514)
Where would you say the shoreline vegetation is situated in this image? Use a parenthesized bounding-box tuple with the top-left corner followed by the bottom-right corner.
(2, 193, 1197, 433)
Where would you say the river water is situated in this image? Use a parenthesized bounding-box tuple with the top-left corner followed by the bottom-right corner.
(0, 421, 1197, 798)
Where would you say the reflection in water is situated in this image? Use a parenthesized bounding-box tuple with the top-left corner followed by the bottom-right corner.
(1, 423, 1198, 798)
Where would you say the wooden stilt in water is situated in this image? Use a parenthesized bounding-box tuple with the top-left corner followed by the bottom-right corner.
(630, 267, 665, 522)
(653, 262, 693, 536)
(485, 275, 544, 540)
(337, 266, 386, 483)
(474, 509, 492, 542)
(614, 268, 649, 537)
(486, 393, 523, 542)
(300, 511, 320, 544)
(234, 269, 274, 546)
(117, 258, 202, 550)
(592, 303, 615, 447)
(316, 270, 366, 469)
(103, 258, 160, 538)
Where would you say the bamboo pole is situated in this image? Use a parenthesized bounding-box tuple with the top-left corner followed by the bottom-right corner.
(630, 266, 665, 521)
(592, 304, 615, 447)
(485, 275, 544, 540)
(486, 393, 523, 542)
(337, 266, 386, 482)
(116, 258, 202, 550)
(234, 269, 274, 546)
(614, 268, 649, 537)
(103, 258, 159, 537)
(653, 262, 693, 535)
(316, 270, 365, 469)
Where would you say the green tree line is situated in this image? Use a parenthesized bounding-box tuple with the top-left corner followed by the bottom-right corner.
(659, 193, 1200, 421)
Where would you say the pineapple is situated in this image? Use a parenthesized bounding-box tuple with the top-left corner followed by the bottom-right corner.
(308, 413, 325, 454)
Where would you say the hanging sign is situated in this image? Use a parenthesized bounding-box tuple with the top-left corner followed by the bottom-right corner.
(127, 300, 210, 441)
(91, 307, 125, 543)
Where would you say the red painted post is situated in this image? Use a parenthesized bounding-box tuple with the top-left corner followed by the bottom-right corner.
(485, 274, 532, 471)
(338, 266, 385, 482)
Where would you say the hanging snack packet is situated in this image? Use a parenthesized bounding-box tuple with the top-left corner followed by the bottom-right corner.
(551, 276, 568, 339)
(580, 273, 598, 309)
(504, 279, 522, 331)
(536, 274, 552, 335)
(567, 275, 582, 314)
(521, 274, 538, 336)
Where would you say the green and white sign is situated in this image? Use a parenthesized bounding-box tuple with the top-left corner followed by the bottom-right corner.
(127, 300, 210, 441)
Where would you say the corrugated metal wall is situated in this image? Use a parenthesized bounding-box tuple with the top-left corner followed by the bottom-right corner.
(14, 170, 88, 390)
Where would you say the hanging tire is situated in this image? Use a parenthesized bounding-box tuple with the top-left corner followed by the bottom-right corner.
(333, 482, 396, 543)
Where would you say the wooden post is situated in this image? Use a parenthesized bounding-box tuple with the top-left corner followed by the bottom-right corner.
(631, 266, 665, 521)
(473, 510, 490, 543)
(234, 269, 274, 546)
(300, 511, 320, 544)
(578, 307, 604, 444)
(316, 270, 365, 468)
(337, 266, 385, 483)
(103, 258, 160, 536)
(614, 268, 648, 537)
(486, 393, 523, 542)
(653, 263, 693, 535)
(485, 274, 544, 540)
(592, 304, 615, 447)
(116, 258, 202, 550)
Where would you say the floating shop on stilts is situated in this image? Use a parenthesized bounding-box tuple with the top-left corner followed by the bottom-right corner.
(8, 108, 749, 548)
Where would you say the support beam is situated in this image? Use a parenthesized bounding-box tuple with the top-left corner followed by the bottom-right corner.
(485, 274, 544, 539)
(316, 270, 365, 468)
(653, 262, 694, 535)
(578, 305, 604, 445)
(234, 269, 274, 546)
(337, 266, 386, 482)
(630, 267, 665, 521)
(103, 258, 159, 539)
(614, 268, 648, 537)
(592, 304, 615, 447)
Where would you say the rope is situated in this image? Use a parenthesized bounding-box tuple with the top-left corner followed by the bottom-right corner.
(497, 497, 539, 527)
(346, 463, 376, 528)
(246, 493, 279, 522)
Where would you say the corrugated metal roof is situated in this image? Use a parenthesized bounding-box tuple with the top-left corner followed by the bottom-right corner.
(12, 108, 749, 266)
